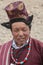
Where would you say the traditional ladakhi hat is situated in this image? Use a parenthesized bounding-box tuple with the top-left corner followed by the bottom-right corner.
(1, 1, 33, 29)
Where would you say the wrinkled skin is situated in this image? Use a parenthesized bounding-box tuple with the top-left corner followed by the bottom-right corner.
(11, 22, 31, 47)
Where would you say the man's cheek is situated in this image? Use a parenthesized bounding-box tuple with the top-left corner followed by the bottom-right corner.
(12, 32, 18, 36)
(24, 34, 28, 38)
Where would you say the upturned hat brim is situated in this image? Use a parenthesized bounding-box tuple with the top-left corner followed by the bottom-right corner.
(1, 15, 33, 29)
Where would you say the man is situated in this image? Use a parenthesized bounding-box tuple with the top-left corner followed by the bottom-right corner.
(0, 1, 43, 65)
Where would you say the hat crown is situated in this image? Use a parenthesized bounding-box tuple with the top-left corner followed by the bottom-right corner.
(5, 1, 29, 19)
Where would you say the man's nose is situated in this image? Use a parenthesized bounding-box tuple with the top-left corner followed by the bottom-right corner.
(19, 31, 23, 36)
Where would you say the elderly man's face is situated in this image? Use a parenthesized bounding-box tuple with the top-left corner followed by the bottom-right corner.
(11, 22, 31, 47)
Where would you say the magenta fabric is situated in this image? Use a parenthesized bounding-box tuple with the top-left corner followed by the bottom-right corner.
(0, 38, 43, 65)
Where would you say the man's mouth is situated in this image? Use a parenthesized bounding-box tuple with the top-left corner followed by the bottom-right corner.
(18, 38, 25, 42)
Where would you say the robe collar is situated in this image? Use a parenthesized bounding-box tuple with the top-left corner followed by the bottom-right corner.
(12, 39, 29, 49)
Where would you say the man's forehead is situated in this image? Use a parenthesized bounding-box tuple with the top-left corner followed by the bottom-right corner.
(12, 22, 28, 28)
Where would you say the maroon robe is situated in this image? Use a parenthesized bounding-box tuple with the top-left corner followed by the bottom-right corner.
(0, 37, 43, 65)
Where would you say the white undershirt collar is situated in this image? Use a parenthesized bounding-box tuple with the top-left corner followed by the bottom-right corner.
(12, 39, 29, 49)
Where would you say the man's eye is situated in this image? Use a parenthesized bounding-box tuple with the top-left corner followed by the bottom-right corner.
(23, 28, 27, 31)
(14, 29, 19, 32)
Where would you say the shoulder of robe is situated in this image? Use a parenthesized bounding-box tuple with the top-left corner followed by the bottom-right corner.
(31, 37, 43, 48)
(31, 37, 43, 61)
(0, 40, 12, 49)
(0, 45, 2, 48)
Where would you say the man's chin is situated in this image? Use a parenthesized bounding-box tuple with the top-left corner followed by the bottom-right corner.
(16, 41, 25, 47)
